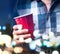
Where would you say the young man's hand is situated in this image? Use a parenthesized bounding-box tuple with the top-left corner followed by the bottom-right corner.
(13, 25, 31, 44)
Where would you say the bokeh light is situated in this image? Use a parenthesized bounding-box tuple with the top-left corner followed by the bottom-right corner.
(39, 51, 46, 54)
(52, 50, 59, 54)
(29, 41, 36, 50)
(2, 26, 6, 30)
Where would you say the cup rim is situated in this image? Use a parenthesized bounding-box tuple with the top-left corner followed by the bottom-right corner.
(14, 13, 33, 19)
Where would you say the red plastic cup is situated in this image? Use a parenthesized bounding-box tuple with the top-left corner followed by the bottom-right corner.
(14, 13, 34, 39)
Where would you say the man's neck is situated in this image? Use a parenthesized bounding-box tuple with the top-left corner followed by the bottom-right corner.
(41, 0, 51, 5)
(42, 0, 51, 11)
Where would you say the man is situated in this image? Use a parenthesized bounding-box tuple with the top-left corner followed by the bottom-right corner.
(13, 0, 60, 44)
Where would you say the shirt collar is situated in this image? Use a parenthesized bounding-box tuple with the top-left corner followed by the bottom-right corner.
(51, 0, 57, 3)
(31, 0, 57, 2)
(51, 0, 57, 5)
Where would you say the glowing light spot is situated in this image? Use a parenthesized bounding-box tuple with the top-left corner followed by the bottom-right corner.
(0, 26, 1, 30)
(52, 50, 59, 54)
(29, 41, 36, 50)
(39, 51, 46, 54)
(2, 26, 6, 30)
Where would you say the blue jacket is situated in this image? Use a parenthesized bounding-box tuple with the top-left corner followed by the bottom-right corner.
(13, 0, 60, 35)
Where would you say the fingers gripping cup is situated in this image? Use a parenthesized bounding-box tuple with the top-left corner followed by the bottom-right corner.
(14, 13, 34, 39)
